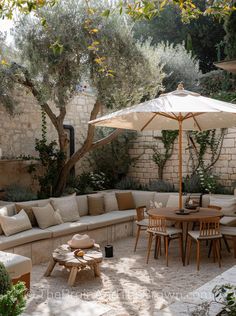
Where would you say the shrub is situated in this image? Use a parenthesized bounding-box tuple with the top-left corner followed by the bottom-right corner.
(148, 180, 175, 192)
(0, 282, 26, 316)
(115, 177, 145, 190)
(88, 130, 138, 187)
(183, 174, 201, 193)
(4, 184, 37, 202)
(0, 262, 11, 295)
(0, 263, 26, 316)
(75, 172, 108, 194)
(154, 41, 201, 92)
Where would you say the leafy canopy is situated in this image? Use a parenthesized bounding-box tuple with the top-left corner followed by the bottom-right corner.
(6, 0, 164, 111)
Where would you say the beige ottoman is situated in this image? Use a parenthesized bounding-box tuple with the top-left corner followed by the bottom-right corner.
(0, 251, 32, 290)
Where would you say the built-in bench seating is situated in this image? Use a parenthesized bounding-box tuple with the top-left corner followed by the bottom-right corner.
(0, 191, 235, 264)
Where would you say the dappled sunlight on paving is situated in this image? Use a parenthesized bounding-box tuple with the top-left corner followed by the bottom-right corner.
(25, 235, 235, 316)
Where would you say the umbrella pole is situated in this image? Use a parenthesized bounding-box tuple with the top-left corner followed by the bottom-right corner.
(178, 118, 183, 210)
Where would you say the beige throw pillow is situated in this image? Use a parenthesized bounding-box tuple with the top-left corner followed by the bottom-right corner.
(166, 195, 186, 208)
(104, 193, 119, 212)
(32, 203, 63, 229)
(50, 195, 80, 222)
(209, 197, 236, 216)
(15, 203, 38, 227)
(0, 207, 8, 235)
(0, 210, 32, 237)
(88, 195, 105, 216)
(115, 192, 135, 210)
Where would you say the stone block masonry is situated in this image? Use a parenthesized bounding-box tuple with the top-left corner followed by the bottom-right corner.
(1, 89, 236, 190)
(128, 130, 236, 190)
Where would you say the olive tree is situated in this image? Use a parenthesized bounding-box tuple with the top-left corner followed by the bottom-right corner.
(0, 1, 164, 195)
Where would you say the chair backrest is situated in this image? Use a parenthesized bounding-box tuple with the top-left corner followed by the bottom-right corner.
(199, 217, 221, 238)
(207, 205, 222, 211)
(148, 214, 167, 233)
(136, 206, 146, 222)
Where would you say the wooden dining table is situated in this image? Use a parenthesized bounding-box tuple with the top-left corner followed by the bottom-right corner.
(147, 207, 222, 265)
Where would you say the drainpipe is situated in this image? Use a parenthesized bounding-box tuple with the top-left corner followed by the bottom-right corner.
(63, 124, 75, 176)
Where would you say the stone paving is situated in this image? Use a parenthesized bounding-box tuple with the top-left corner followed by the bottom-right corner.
(24, 235, 236, 316)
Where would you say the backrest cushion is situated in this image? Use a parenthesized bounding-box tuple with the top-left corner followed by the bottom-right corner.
(76, 195, 89, 216)
(166, 195, 187, 208)
(115, 192, 135, 210)
(153, 193, 171, 207)
(15, 203, 38, 227)
(32, 203, 63, 229)
(0, 207, 8, 235)
(132, 191, 155, 208)
(104, 193, 119, 212)
(87, 195, 105, 216)
(50, 195, 80, 222)
(0, 210, 32, 237)
(209, 196, 236, 216)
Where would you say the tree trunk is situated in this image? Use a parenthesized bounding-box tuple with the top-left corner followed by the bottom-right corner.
(54, 100, 123, 195)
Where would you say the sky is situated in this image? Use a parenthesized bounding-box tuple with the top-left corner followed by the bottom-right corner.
(0, 18, 14, 44)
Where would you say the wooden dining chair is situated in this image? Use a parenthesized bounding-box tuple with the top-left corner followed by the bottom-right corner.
(187, 217, 222, 270)
(205, 205, 231, 255)
(134, 206, 148, 252)
(146, 214, 183, 266)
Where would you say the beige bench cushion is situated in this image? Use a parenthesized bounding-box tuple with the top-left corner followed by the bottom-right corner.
(45, 222, 88, 238)
(0, 228, 52, 250)
(220, 216, 236, 226)
(220, 226, 236, 236)
(0, 251, 32, 279)
(76, 195, 88, 216)
(82, 209, 136, 230)
(133, 191, 155, 208)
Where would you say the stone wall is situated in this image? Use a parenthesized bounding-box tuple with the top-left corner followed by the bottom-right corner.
(0, 89, 95, 188)
(1, 88, 236, 191)
(128, 128, 236, 189)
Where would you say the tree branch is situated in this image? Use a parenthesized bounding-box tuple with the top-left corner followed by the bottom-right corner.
(9, 63, 59, 129)
(90, 128, 124, 150)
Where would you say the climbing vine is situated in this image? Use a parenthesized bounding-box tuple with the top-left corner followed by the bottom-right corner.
(187, 129, 226, 193)
(28, 108, 66, 198)
(152, 130, 179, 179)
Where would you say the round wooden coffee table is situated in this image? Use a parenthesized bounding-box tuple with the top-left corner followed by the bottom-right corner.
(44, 244, 103, 286)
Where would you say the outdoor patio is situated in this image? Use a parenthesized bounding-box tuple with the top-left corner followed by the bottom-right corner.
(24, 235, 235, 316)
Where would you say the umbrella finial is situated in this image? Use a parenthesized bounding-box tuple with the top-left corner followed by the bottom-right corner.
(177, 82, 184, 90)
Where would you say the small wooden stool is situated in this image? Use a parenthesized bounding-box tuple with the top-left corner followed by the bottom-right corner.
(44, 244, 103, 286)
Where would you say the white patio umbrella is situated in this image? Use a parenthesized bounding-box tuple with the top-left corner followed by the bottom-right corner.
(89, 83, 236, 210)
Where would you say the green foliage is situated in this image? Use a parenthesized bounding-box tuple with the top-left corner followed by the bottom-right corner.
(9, 1, 164, 111)
(212, 284, 236, 315)
(152, 42, 201, 92)
(148, 180, 175, 192)
(133, 1, 226, 72)
(152, 130, 178, 179)
(200, 70, 236, 95)
(33, 139, 65, 198)
(197, 167, 218, 194)
(4, 184, 37, 202)
(188, 129, 226, 174)
(224, 10, 236, 59)
(183, 174, 201, 193)
(74, 171, 107, 194)
(115, 177, 145, 190)
(89, 129, 137, 187)
(0, 282, 26, 316)
(0, 0, 57, 19)
(0, 263, 11, 296)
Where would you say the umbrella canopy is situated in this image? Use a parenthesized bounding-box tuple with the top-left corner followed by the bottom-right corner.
(89, 84, 236, 209)
(90, 85, 236, 131)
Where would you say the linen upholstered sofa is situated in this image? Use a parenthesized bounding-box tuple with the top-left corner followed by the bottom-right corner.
(0, 191, 236, 265)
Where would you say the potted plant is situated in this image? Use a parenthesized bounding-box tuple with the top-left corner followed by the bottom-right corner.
(0, 262, 26, 316)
